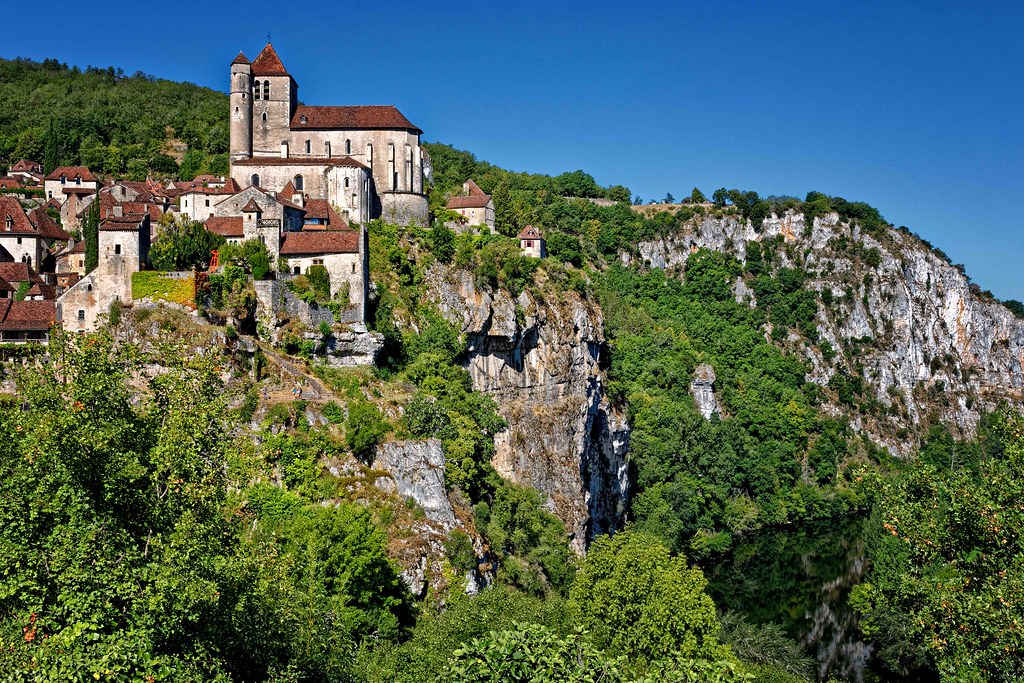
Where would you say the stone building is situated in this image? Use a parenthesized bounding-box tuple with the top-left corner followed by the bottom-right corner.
(228, 44, 429, 225)
(209, 185, 306, 264)
(57, 213, 150, 332)
(44, 166, 99, 201)
(0, 197, 70, 273)
(446, 179, 494, 233)
(280, 229, 366, 311)
(518, 225, 546, 258)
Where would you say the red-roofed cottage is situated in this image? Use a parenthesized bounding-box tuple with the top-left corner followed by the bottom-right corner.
(445, 179, 495, 233)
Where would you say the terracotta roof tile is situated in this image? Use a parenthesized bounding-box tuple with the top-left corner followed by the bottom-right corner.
(303, 199, 349, 229)
(280, 230, 359, 255)
(232, 51, 251, 65)
(448, 194, 492, 209)
(0, 197, 35, 234)
(240, 198, 262, 213)
(0, 262, 44, 285)
(27, 208, 71, 241)
(11, 160, 41, 173)
(251, 43, 289, 76)
(0, 299, 56, 331)
(517, 225, 543, 240)
(45, 166, 98, 182)
(0, 277, 13, 292)
(0, 177, 23, 189)
(25, 283, 56, 300)
(291, 105, 421, 134)
(205, 216, 244, 238)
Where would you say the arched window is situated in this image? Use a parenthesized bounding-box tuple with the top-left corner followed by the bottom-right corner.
(251, 174, 260, 188)
(234, 107, 239, 114)
(304, 140, 311, 154)
(262, 80, 270, 99)
(262, 112, 268, 124)
(345, 139, 351, 155)
(325, 141, 331, 157)
(344, 177, 349, 189)
(254, 83, 260, 100)
(293, 175, 304, 191)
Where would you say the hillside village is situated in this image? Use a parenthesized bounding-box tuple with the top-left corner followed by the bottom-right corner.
(0, 43, 534, 350)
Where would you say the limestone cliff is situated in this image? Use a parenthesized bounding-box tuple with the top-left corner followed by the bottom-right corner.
(626, 210, 1024, 454)
(425, 266, 630, 554)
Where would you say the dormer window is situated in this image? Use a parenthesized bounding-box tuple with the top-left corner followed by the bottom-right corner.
(300, 115, 307, 124)
(4, 215, 11, 230)
(75, 176, 81, 186)
(59, 174, 66, 185)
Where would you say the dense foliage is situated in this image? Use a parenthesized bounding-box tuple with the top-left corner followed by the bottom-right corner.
(0, 58, 228, 179)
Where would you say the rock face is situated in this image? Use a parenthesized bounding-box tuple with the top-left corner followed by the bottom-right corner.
(690, 363, 720, 419)
(426, 267, 630, 554)
(371, 439, 488, 595)
(626, 210, 1024, 454)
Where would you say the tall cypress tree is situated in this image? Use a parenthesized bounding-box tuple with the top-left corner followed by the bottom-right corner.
(43, 118, 59, 176)
(84, 194, 100, 272)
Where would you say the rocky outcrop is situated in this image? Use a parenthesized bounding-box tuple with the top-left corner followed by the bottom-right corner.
(627, 210, 1024, 454)
(425, 267, 630, 554)
(371, 439, 488, 596)
(690, 363, 720, 419)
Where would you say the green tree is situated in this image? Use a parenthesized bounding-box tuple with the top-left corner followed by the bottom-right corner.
(690, 187, 707, 204)
(546, 231, 583, 267)
(431, 222, 456, 263)
(492, 182, 516, 237)
(712, 188, 729, 206)
(569, 529, 729, 667)
(852, 408, 1024, 682)
(606, 185, 631, 203)
(149, 216, 225, 271)
(43, 118, 59, 175)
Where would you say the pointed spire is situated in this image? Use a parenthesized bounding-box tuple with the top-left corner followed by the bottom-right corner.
(231, 51, 250, 65)
(251, 43, 289, 76)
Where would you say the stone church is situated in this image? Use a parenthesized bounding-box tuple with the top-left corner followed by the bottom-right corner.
(229, 44, 429, 225)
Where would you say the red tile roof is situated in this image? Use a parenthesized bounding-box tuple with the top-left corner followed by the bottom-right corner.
(99, 215, 147, 231)
(448, 183, 492, 210)
(303, 199, 349, 229)
(291, 105, 422, 134)
(0, 299, 56, 331)
(240, 198, 262, 213)
(0, 262, 44, 285)
(205, 216, 244, 238)
(0, 277, 13, 292)
(0, 197, 35, 234)
(11, 159, 41, 173)
(232, 51, 251, 65)
(517, 225, 543, 240)
(27, 208, 71, 241)
(251, 43, 289, 76)
(279, 180, 298, 198)
(0, 178, 23, 189)
(45, 166, 98, 182)
(280, 230, 359, 255)
(25, 283, 56, 300)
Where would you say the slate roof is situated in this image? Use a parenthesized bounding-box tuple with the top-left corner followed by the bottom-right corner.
(280, 230, 359, 255)
(291, 105, 421, 134)
(0, 299, 56, 331)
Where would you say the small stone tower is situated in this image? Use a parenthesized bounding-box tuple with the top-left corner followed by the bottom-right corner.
(229, 52, 253, 163)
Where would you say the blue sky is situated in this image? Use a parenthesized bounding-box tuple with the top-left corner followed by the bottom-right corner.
(5, 1, 1022, 297)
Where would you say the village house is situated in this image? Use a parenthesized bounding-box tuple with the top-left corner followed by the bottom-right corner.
(179, 179, 241, 222)
(55, 240, 86, 277)
(57, 212, 150, 332)
(7, 159, 43, 185)
(0, 299, 56, 343)
(0, 197, 71, 274)
(229, 44, 428, 226)
(44, 165, 99, 201)
(518, 225, 546, 258)
(279, 229, 365, 306)
(446, 179, 495, 233)
(204, 217, 244, 246)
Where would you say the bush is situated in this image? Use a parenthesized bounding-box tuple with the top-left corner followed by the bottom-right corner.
(346, 399, 389, 462)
